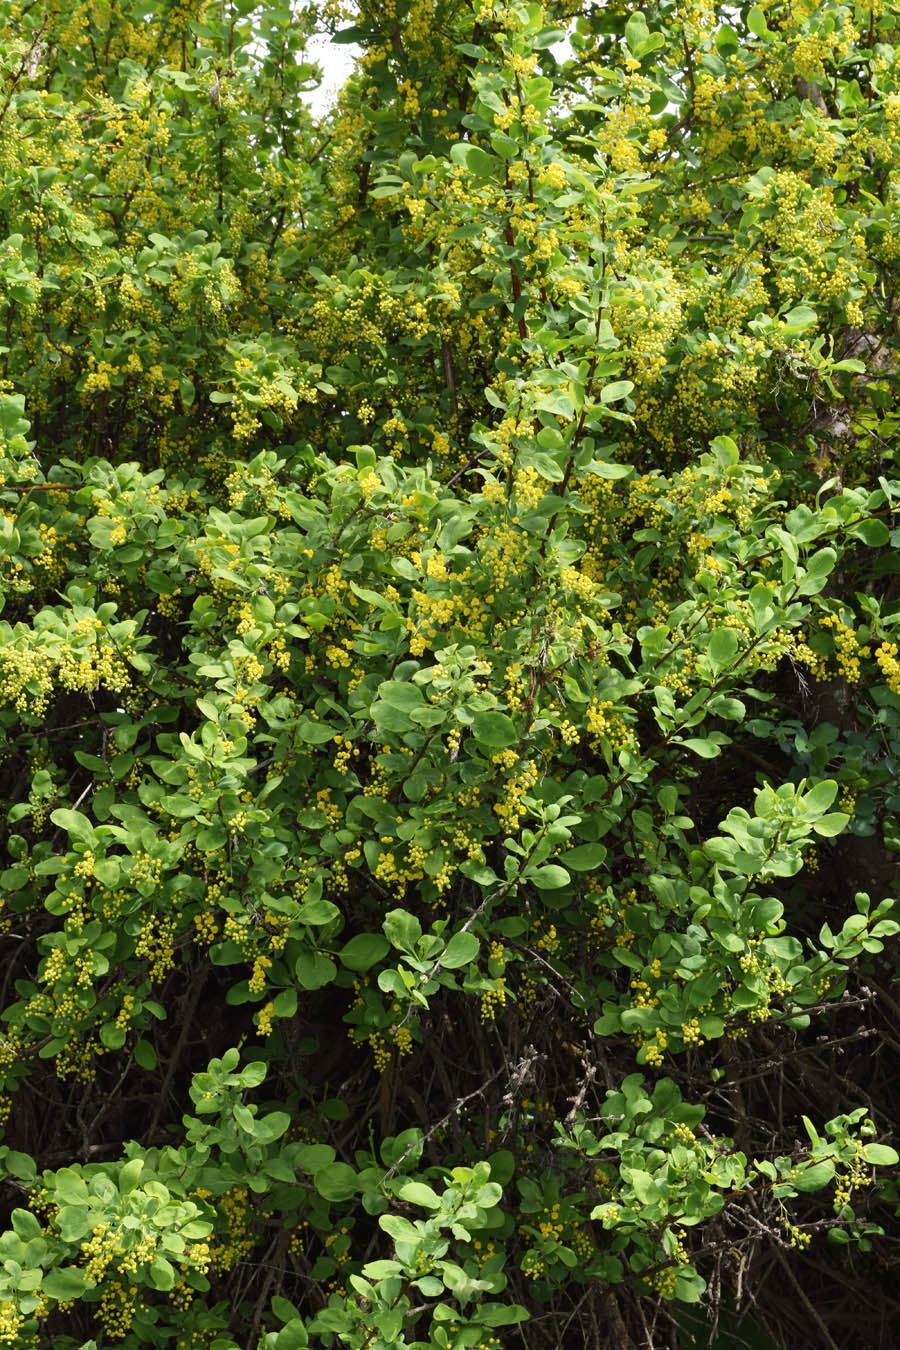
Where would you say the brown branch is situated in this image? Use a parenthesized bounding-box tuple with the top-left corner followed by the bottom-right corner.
(0, 483, 73, 493)
(147, 967, 208, 1138)
(441, 339, 458, 418)
(0, 17, 47, 128)
(770, 1243, 842, 1350)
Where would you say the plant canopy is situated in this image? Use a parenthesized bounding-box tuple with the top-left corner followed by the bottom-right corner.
(0, 1, 898, 1347)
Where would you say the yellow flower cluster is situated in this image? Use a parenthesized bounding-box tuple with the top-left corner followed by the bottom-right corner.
(681, 1018, 703, 1047)
(820, 613, 869, 683)
(833, 1139, 873, 1213)
(629, 979, 659, 1011)
(208, 1188, 258, 1274)
(391, 1024, 413, 1056)
(875, 640, 900, 694)
(369, 1031, 392, 1073)
(492, 757, 538, 830)
(248, 955, 272, 995)
(536, 1202, 564, 1242)
(0, 1301, 22, 1346)
(115, 993, 136, 1032)
(585, 698, 632, 753)
(643, 1028, 668, 1068)
(134, 916, 177, 982)
(480, 941, 508, 1021)
(650, 1264, 679, 1298)
(781, 1219, 812, 1251)
(536, 924, 559, 954)
(98, 1278, 137, 1339)
(0, 623, 129, 715)
(257, 1002, 275, 1037)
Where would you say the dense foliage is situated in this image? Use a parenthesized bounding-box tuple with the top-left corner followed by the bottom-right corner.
(0, 0, 898, 1346)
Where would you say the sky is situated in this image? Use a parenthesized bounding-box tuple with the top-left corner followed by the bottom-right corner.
(301, 32, 360, 115)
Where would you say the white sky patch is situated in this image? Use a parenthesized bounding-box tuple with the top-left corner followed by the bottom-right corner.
(302, 32, 360, 116)
(550, 33, 575, 65)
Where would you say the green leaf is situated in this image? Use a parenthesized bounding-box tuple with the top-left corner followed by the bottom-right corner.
(600, 380, 634, 403)
(383, 908, 422, 951)
(585, 459, 633, 479)
(333, 25, 370, 43)
(529, 865, 571, 890)
(11, 1208, 42, 1242)
(148, 1256, 176, 1290)
(3, 1151, 35, 1182)
(275, 1317, 310, 1350)
(42, 1267, 88, 1300)
(750, 897, 783, 929)
(92, 857, 121, 888)
(298, 897, 340, 925)
(533, 26, 566, 49)
(314, 1162, 359, 1202)
(256, 1111, 291, 1144)
(628, 1168, 658, 1204)
(275, 1320, 309, 1350)
(656, 71, 686, 105)
(472, 711, 518, 747)
(134, 1039, 157, 1070)
(377, 680, 424, 711)
(861, 1143, 899, 1165)
(362, 1258, 404, 1279)
(56, 1206, 92, 1243)
(398, 1181, 442, 1208)
(707, 694, 745, 721)
(715, 23, 740, 53)
(793, 1160, 835, 1192)
(848, 517, 889, 546)
(747, 5, 770, 37)
(272, 989, 298, 1019)
(479, 1304, 529, 1327)
(804, 780, 838, 814)
(49, 808, 94, 844)
(371, 700, 414, 732)
(339, 933, 390, 972)
(272, 1296, 301, 1324)
(294, 1143, 336, 1174)
(379, 1213, 420, 1243)
(210, 939, 244, 967)
(100, 1021, 127, 1050)
(675, 1272, 705, 1303)
(460, 859, 500, 887)
(119, 1158, 144, 1194)
(635, 32, 665, 57)
(812, 812, 849, 838)
(449, 142, 501, 180)
(295, 719, 336, 745)
(54, 1169, 89, 1206)
(562, 843, 607, 871)
(707, 627, 739, 669)
(294, 952, 336, 989)
(234, 1103, 255, 1133)
(196, 825, 227, 851)
(625, 13, 650, 55)
(781, 304, 817, 335)
(441, 930, 480, 968)
(681, 737, 722, 759)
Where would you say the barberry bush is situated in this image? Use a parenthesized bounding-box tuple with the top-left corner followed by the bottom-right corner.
(0, 1, 898, 1347)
